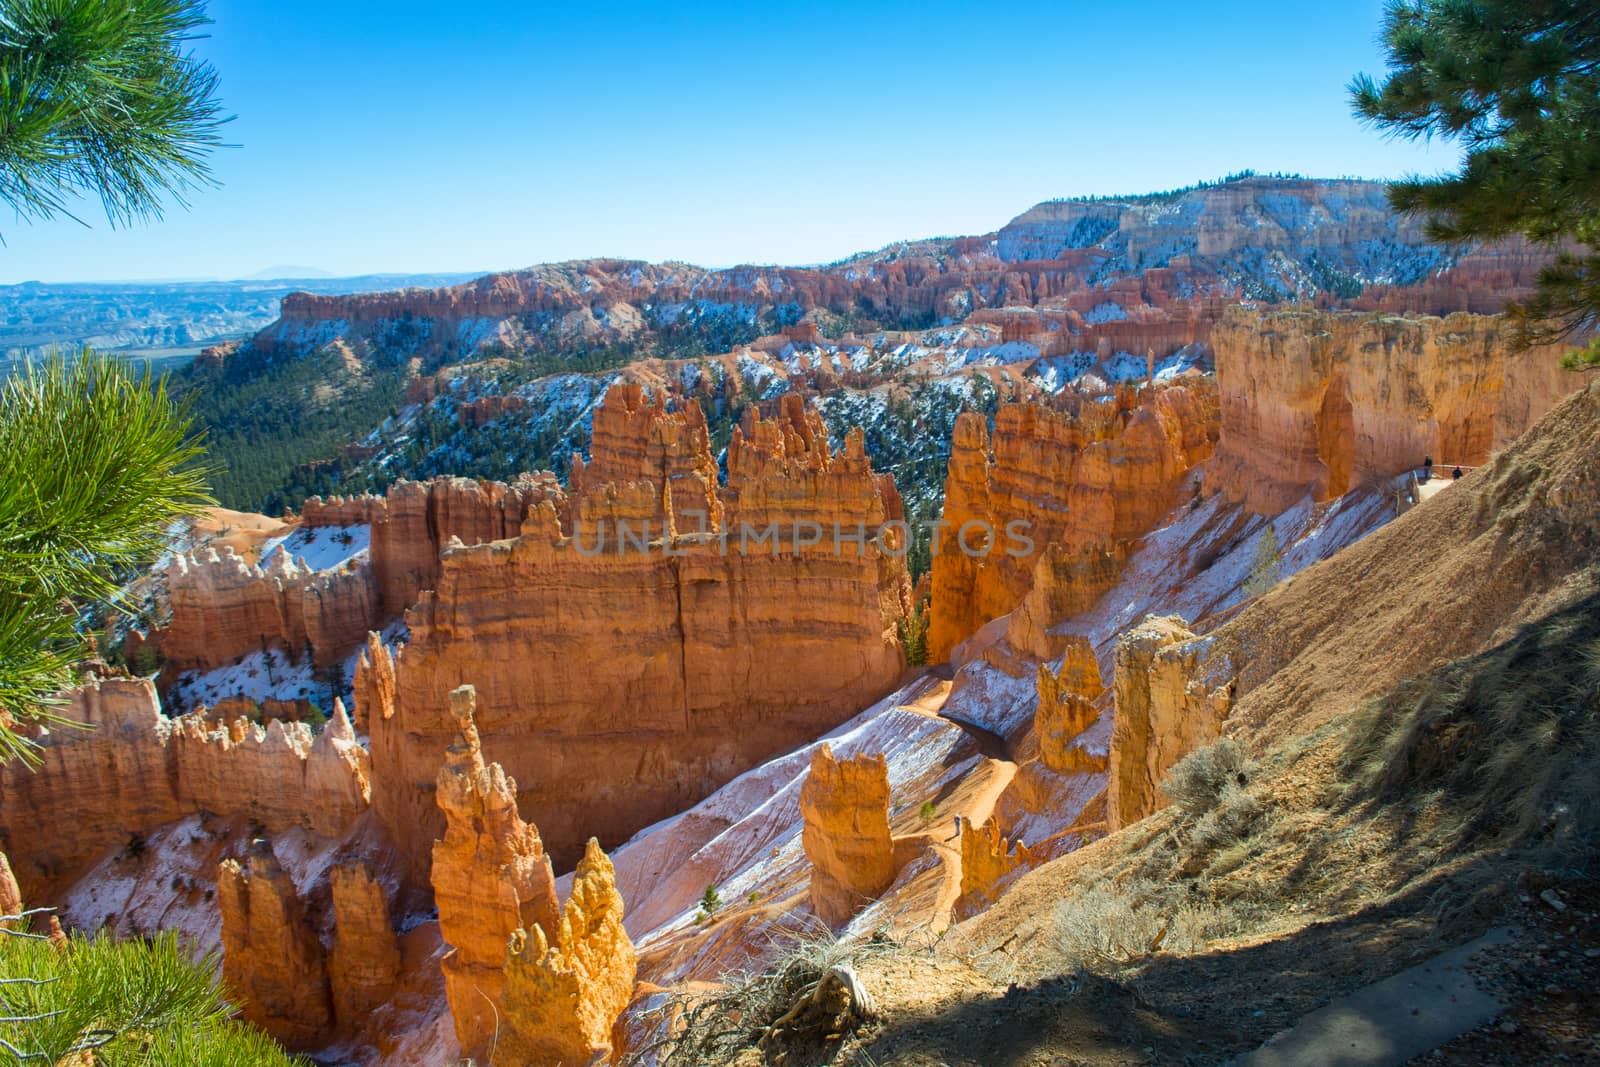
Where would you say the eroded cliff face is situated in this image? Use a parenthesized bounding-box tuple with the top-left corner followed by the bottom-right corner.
(0, 676, 369, 901)
(1208, 307, 1595, 514)
(429, 685, 560, 1062)
(371, 474, 566, 617)
(1106, 616, 1232, 830)
(162, 545, 379, 671)
(928, 381, 1220, 662)
(219, 842, 333, 1049)
(801, 744, 897, 927)
(366, 387, 909, 883)
(497, 838, 638, 1067)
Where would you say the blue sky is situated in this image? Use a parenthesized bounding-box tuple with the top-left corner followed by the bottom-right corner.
(2, 0, 1451, 284)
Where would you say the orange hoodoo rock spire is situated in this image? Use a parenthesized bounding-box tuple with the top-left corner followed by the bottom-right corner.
(800, 743, 898, 927)
(218, 841, 333, 1050)
(429, 684, 560, 1062)
(496, 838, 638, 1066)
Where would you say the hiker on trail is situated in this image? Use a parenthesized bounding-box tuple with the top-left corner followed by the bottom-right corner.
(1453, 466, 1463, 480)
(1422, 455, 1434, 482)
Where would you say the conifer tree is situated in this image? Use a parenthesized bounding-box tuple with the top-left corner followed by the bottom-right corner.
(0, 0, 228, 231)
(1352, 0, 1600, 365)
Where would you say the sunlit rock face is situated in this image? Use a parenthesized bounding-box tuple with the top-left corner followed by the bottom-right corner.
(0, 675, 369, 901)
(928, 381, 1220, 662)
(1207, 307, 1590, 515)
(801, 743, 897, 928)
(364, 387, 910, 885)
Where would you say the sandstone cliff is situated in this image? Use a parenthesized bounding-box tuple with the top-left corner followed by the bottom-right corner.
(218, 841, 333, 1049)
(430, 685, 560, 1061)
(0, 676, 369, 901)
(1208, 307, 1596, 514)
(928, 381, 1219, 662)
(497, 838, 638, 1067)
(162, 544, 379, 671)
(1107, 616, 1232, 830)
(366, 388, 908, 883)
(801, 744, 897, 927)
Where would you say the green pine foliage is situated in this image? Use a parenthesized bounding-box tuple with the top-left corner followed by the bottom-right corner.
(898, 600, 929, 668)
(1352, 0, 1600, 366)
(1243, 525, 1283, 598)
(0, 0, 228, 232)
(0, 353, 212, 761)
(0, 925, 306, 1065)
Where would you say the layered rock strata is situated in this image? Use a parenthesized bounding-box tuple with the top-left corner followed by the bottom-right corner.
(1208, 308, 1596, 514)
(364, 388, 909, 881)
(0, 676, 369, 900)
(928, 382, 1220, 661)
(163, 545, 379, 670)
(800, 744, 897, 927)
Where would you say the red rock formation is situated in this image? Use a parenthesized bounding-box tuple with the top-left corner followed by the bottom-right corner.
(1035, 636, 1105, 775)
(0, 849, 22, 925)
(162, 545, 379, 670)
(800, 744, 897, 927)
(1208, 308, 1597, 514)
(0, 676, 369, 901)
(928, 381, 1219, 662)
(299, 493, 387, 527)
(364, 389, 908, 883)
(371, 474, 566, 616)
(430, 685, 561, 1062)
(329, 860, 401, 1024)
(1107, 616, 1232, 830)
(218, 841, 333, 1049)
(497, 838, 638, 1067)
(954, 818, 1035, 920)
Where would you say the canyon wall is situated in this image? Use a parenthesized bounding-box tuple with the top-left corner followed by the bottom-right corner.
(163, 546, 380, 671)
(928, 381, 1219, 662)
(364, 388, 910, 883)
(249, 179, 1528, 374)
(371, 474, 566, 616)
(0, 675, 369, 900)
(1208, 307, 1596, 514)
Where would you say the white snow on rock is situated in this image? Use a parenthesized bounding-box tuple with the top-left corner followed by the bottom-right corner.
(259, 524, 370, 572)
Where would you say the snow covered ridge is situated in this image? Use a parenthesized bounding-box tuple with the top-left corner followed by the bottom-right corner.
(258, 524, 370, 572)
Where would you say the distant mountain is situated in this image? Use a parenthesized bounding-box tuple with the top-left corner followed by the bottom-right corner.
(0, 271, 483, 363)
(239, 265, 335, 281)
(168, 175, 1548, 516)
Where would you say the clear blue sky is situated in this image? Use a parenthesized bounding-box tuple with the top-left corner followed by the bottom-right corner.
(2, 0, 1451, 284)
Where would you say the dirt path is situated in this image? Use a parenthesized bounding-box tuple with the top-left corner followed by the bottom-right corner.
(890, 676, 1019, 933)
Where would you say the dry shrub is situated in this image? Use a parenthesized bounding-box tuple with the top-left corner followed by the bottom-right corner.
(1054, 883, 1239, 971)
(1161, 737, 1253, 816)
(625, 923, 891, 1067)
